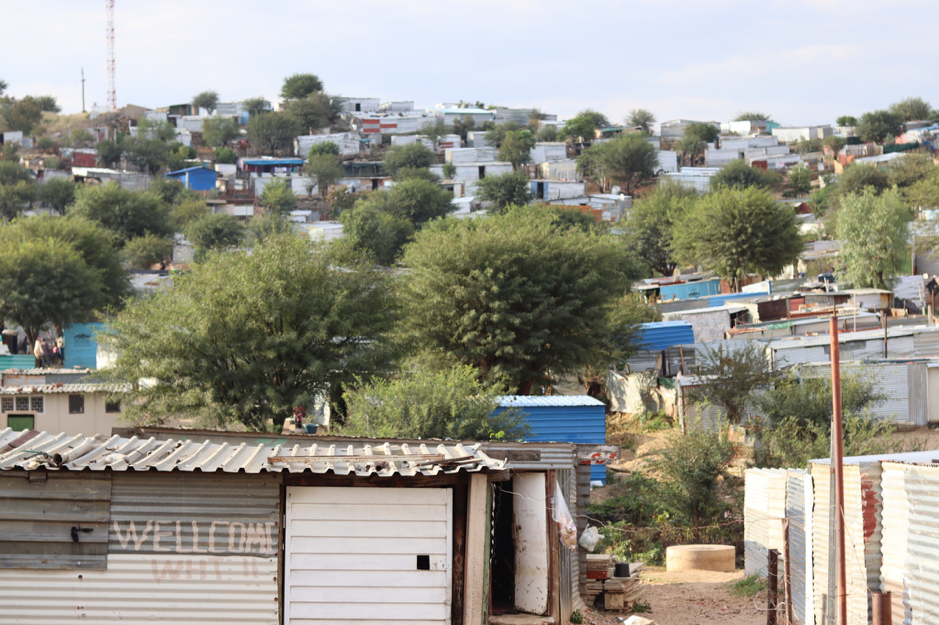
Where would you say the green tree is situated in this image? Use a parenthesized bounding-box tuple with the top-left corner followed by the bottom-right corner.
(672, 186, 802, 290)
(627, 108, 656, 133)
(733, 111, 772, 122)
(69, 183, 172, 243)
(687, 342, 774, 425)
(136, 117, 177, 142)
(498, 130, 536, 170)
(887, 152, 935, 190)
(148, 177, 191, 205)
(823, 135, 847, 154)
(394, 167, 439, 183)
(36, 96, 61, 112)
(369, 178, 454, 225)
(215, 146, 236, 164)
(536, 125, 559, 142)
(339, 202, 415, 266)
(102, 234, 395, 430)
(37, 177, 76, 214)
(123, 136, 168, 174)
(576, 143, 610, 190)
(528, 108, 547, 131)
(857, 110, 905, 143)
(286, 92, 339, 133)
(907, 167, 939, 209)
(475, 171, 532, 211)
(247, 112, 301, 154)
(307, 141, 339, 157)
(383, 142, 435, 176)
(451, 116, 475, 144)
(170, 198, 210, 230)
(305, 154, 344, 197)
(599, 133, 659, 194)
(95, 139, 123, 168)
(399, 205, 640, 394)
(839, 163, 891, 196)
(124, 232, 173, 268)
(651, 431, 737, 524)
(419, 119, 450, 144)
(259, 178, 297, 216)
(836, 115, 858, 127)
(786, 164, 812, 197)
(246, 212, 292, 247)
(441, 162, 457, 180)
(202, 117, 238, 146)
(793, 137, 824, 154)
(0, 239, 104, 347)
(2, 97, 43, 134)
(710, 159, 781, 191)
(185, 213, 243, 259)
(341, 366, 528, 440)
(68, 128, 94, 148)
(835, 189, 911, 289)
(679, 122, 719, 165)
(281, 73, 324, 100)
(890, 97, 931, 122)
(0, 215, 130, 343)
(192, 90, 219, 112)
(0, 181, 36, 220)
(625, 180, 697, 276)
(242, 97, 271, 117)
(484, 120, 523, 148)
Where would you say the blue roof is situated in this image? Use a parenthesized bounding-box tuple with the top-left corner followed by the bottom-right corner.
(242, 158, 304, 166)
(165, 166, 214, 176)
(635, 321, 695, 351)
(498, 395, 606, 408)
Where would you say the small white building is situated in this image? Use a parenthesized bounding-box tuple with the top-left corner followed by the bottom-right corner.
(529, 143, 567, 163)
(336, 97, 380, 113)
(445, 147, 499, 164)
(466, 131, 491, 148)
(435, 106, 496, 127)
(295, 132, 360, 158)
(771, 125, 833, 143)
(660, 167, 722, 192)
(390, 135, 433, 150)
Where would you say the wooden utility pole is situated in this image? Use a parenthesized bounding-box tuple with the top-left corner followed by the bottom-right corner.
(81, 68, 86, 113)
(830, 315, 847, 625)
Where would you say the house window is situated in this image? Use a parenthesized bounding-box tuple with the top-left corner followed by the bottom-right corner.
(0, 398, 13, 413)
(30, 397, 43, 413)
(15, 397, 29, 412)
(105, 401, 121, 414)
(7, 414, 34, 431)
(69, 395, 85, 414)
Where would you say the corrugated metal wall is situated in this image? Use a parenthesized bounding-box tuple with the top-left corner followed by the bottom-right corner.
(63, 323, 104, 370)
(879, 462, 911, 625)
(899, 464, 939, 625)
(786, 470, 813, 625)
(744, 469, 787, 576)
(0, 471, 281, 624)
(0, 470, 112, 570)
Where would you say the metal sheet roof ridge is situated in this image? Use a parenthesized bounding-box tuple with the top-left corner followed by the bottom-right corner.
(0, 430, 505, 475)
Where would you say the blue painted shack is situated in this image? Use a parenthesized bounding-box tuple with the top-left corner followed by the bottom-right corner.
(494, 395, 609, 483)
(63, 323, 104, 369)
(634, 321, 695, 351)
(659, 279, 721, 301)
(164, 166, 217, 191)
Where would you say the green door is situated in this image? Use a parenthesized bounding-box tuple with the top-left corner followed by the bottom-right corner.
(7, 414, 34, 430)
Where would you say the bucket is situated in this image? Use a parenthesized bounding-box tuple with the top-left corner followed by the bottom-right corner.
(614, 562, 630, 577)
(303, 424, 318, 434)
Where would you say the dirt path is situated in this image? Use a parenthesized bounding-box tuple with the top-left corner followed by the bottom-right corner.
(583, 568, 765, 625)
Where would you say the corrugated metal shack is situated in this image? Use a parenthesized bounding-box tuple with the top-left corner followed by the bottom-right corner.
(745, 450, 939, 625)
(0, 428, 615, 625)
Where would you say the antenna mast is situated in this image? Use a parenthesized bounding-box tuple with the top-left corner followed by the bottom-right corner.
(106, 0, 116, 111)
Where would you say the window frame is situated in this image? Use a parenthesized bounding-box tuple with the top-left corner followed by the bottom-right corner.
(68, 394, 85, 415)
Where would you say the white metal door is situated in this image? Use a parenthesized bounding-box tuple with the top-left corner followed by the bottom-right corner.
(285, 487, 453, 625)
(513, 473, 549, 615)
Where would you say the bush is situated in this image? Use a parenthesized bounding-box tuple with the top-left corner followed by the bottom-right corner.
(340, 366, 529, 440)
(215, 147, 236, 164)
(124, 233, 173, 269)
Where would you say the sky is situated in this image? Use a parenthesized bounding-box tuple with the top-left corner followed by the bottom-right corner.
(3, 0, 937, 130)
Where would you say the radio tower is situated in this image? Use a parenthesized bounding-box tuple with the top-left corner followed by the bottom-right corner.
(106, 0, 116, 111)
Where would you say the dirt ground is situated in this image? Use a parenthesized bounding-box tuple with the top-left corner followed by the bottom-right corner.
(582, 568, 765, 625)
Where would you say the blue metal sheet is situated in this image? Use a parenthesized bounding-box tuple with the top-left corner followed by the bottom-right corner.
(707, 292, 759, 307)
(634, 322, 695, 351)
(659, 279, 721, 301)
(0, 355, 35, 369)
(492, 400, 607, 483)
(63, 323, 104, 369)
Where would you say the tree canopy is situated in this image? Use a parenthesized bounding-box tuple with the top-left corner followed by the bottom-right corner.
(733, 111, 772, 122)
(559, 110, 608, 142)
(839, 163, 890, 196)
(836, 115, 858, 127)
(124, 232, 173, 269)
(285, 92, 339, 133)
(341, 366, 528, 440)
(202, 117, 238, 147)
(247, 112, 301, 154)
(625, 180, 697, 277)
(339, 203, 414, 266)
(627, 108, 656, 133)
(259, 178, 297, 216)
(687, 342, 774, 425)
(672, 186, 802, 290)
(280, 73, 324, 100)
(37, 177, 77, 215)
(192, 90, 219, 112)
(857, 110, 905, 143)
(835, 188, 911, 290)
(383, 142, 435, 176)
(889, 97, 931, 122)
(398, 205, 640, 394)
(597, 133, 659, 194)
(710, 159, 781, 191)
(484, 121, 522, 149)
(305, 154, 344, 196)
(184, 213, 243, 259)
(373, 178, 454, 225)
(102, 235, 395, 430)
(69, 183, 172, 244)
(475, 171, 532, 211)
(498, 130, 535, 170)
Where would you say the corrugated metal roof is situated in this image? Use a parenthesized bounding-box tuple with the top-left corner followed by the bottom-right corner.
(0, 429, 504, 476)
(634, 321, 695, 351)
(1, 368, 92, 375)
(497, 395, 605, 407)
(0, 383, 129, 395)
